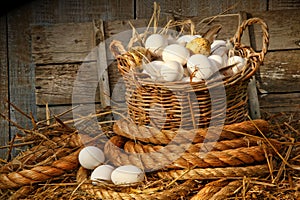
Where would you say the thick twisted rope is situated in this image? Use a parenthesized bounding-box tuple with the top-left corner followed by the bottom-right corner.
(0, 149, 81, 189)
(156, 164, 269, 180)
(113, 119, 270, 145)
(104, 135, 278, 170)
(0, 133, 84, 189)
(123, 137, 262, 153)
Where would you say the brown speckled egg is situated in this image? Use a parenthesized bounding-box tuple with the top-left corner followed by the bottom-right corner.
(186, 37, 211, 56)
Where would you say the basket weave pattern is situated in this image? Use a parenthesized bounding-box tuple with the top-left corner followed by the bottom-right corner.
(117, 18, 269, 131)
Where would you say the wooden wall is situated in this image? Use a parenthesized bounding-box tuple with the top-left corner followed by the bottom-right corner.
(0, 0, 299, 159)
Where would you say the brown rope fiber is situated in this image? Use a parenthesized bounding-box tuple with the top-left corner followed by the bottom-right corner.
(123, 137, 263, 153)
(0, 148, 81, 189)
(156, 164, 269, 180)
(104, 135, 278, 170)
(113, 119, 270, 145)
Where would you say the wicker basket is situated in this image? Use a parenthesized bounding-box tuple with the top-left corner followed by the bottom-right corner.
(116, 18, 269, 131)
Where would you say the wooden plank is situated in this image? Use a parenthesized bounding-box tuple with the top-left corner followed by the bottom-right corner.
(257, 50, 300, 93)
(106, 0, 134, 20)
(35, 62, 101, 105)
(0, 16, 9, 159)
(30, 0, 134, 23)
(7, 4, 36, 157)
(268, 0, 300, 10)
(31, 22, 96, 64)
(259, 93, 300, 113)
(56, 0, 134, 22)
(136, 0, 267, 19)
(95, 19, 111, 108)
(250, 9, 300, 51)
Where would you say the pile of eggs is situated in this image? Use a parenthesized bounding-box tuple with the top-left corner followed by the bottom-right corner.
(139, 32, 246, 82)
(78, 146, 145, 185)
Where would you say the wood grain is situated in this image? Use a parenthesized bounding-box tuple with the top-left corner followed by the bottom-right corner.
(259, 93, 300, 113)
(30, 0, 134, 23)
(0, 16, 9, 159)
(35, 62, 101, 105)
(7, 4, 36, 157)
(31, 22, 96, 64)
(136, 0, 267, 19)
(94, 19, 111, 108)
(250, 9, 300, 51)
(268, 0, 300, 10)
(257, 50, 300, 93)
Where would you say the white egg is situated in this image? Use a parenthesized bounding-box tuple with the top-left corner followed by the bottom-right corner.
(187, 54, 213, 80)
(91, 164, 115, 185)
(142, 60, 165, 80)
(145, 34, 168, 56)
(160, 60, 184, 81)
(227, 56, 246, 74)
(111, 165, 145, 185)
(78, 146, 105, 170)
(176, 35, 200, 46)
(162, 44, 190, 65)
(208, 55, 224, 69)
(211, 40, 226, 53)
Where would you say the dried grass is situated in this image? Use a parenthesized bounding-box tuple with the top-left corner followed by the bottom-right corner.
(0, 100, 299, 199)
(1, 2, 299, 199)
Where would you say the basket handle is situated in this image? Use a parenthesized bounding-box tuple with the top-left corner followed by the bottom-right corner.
(232, 17, 269, 62)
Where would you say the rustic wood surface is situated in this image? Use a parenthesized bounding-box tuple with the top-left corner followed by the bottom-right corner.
(258, 50, 300, 93)
(31, 22, 96, 64)
(0, 17, 9, 159)
(259, 93, 300, 113)
(5, 4, 37, 158)
(35, 62, 101, 105)
(250, 9, 300, 51)
(0, 0, 300, 160)
(136, 0, 267, 19)
(95, 19, 111, 108)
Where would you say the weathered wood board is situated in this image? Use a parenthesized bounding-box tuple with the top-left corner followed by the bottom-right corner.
(0, 16, 9, 159)
(136, 0, 267, 19)
(250, 9, 300, 51)
(7, 4, 36, 157)
(259, 93, 300, 113)
(268, 0, 300, 11)
(258, 50, 300, 93)
(35, 62, 101, 105)
(31, 22, 96, 64)
(30, 0, 134, 23)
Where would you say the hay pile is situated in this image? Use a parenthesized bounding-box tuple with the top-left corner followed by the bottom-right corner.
(0, 104, 299, 200)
